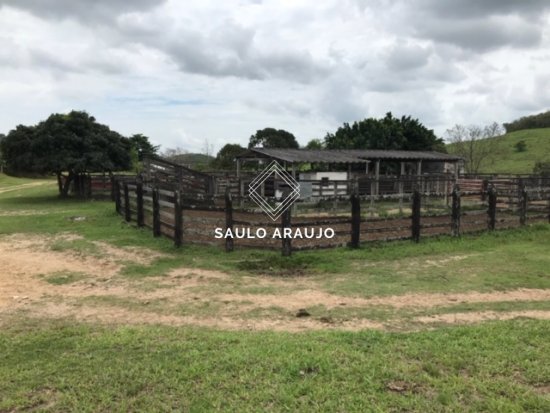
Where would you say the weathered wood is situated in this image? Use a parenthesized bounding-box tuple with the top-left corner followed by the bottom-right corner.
(152, 188, 161, 237)
(110, 174, 115, 201)
(451, 185, 461, 237)
(136, 182, 144, 227)
(124, 183, 131, 222)
(281, 208, 292, 256)
(350, 193, 361, 248)
(174, 190, 183, 247)
(487, 186, 497, 230)
(225, 189, 234, 252)
(519, 187, 527, 226)
(114, 180, 121, 214)
(411, 189, 421, 243)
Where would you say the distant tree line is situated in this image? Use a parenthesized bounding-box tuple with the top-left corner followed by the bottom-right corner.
(504, 110, 550, 133)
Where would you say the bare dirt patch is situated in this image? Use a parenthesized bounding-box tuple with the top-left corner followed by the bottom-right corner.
(29, 302, 385, 332)
(2, 232, 550, 332)
(0, 181, 52, 194)
(415, 310, 550, 325)
(0, 233, 164, 309)
(212, 288, 550, 311)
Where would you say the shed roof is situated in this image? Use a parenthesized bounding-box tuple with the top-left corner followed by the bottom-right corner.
(237, 148, 462, 163)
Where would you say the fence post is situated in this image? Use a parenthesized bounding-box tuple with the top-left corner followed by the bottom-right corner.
(114, 179, 121, 214)
(152, 187, 161, 237)
(481, 179, 488, 201)
(174, 190, 183, 247)
(225, 189, 234, 252)
(350, 193, 361, 248)
(86, 175, 92, 199)
(411, 189, 421, 243)
(519, 187, 527, 226)
(136, 181, 144, 227)
(124, 183, 131, 222)
(110, 174, 116, 201)
(487, 185, 496, 230)
(451, 184, 461, 237)
(281, 208, 292, 256)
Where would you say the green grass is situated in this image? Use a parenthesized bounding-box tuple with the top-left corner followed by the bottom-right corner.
(2, 173, 550, 298)
(0, 319, 548, 412)
(447, 127, 550, 174)
(1, 174, 550, 411)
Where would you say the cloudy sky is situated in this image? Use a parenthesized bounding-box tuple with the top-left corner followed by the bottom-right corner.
(1, 0, 549, 153)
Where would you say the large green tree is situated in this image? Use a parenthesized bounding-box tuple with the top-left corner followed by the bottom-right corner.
(248, 128, 299, 149)
(129, 133, 159, 161)
(0, 111, 132, 196)
(324, 112, 445, 152)
(212, 143, 245, 170)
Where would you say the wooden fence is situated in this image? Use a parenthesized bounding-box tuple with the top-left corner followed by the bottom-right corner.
(113, 176, 550, 256)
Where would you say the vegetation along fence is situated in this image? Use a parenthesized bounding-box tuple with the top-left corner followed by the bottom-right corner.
(112, 175, 550, 256)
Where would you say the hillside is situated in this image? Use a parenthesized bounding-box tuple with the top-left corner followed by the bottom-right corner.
(165, 153, 214, 170)
(447, 128, 550, 174)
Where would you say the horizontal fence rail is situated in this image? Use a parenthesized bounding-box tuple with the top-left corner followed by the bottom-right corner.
(112, 174, 550, 256)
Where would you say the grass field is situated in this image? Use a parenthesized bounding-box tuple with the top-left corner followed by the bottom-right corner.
(0, 174, 549, 411)
(447, 127, 550, 174)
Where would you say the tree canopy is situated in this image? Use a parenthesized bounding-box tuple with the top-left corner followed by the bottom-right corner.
(504, 110, 550, 133)
(129, 134, 159, 161)
(213, 143, 245, 170)
(305, 138, 323, 149)
(324, 112, 445, 152)
(248, 128, 299, 149)
(0, 111, 132, 196)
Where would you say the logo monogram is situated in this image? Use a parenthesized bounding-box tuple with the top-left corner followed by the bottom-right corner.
(248, 161, 300, 220)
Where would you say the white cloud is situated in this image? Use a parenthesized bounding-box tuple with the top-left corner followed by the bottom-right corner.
(0, 0, 549, 153)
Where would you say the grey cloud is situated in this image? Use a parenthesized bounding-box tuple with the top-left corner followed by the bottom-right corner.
(0, 0, 165, 22)
(418, 0, 550, 19)
(120, 19, 331, 83)
(416, 17, 542, 52)
(386, 42, 431, 71)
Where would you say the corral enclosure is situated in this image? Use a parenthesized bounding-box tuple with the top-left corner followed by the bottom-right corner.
(102, 157, 550, 255)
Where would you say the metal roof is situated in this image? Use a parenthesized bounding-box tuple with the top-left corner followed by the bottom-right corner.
(237, 148, 462, 163)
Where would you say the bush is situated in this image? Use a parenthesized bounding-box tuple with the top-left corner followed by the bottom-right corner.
(533, 161, 550, 176)
(514, 140, 527, 152)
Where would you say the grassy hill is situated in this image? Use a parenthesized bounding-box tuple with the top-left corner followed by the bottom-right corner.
(447, 128, 550, 174)
(166, 153, 214, 170)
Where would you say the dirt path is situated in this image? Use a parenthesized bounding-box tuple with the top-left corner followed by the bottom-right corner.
(0, 181, 52, 194)
(1, 233, 549, 332)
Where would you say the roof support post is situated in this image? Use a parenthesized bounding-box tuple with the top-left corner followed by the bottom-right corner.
(399, 162, 405, 214)
(375, 160, 380, 196)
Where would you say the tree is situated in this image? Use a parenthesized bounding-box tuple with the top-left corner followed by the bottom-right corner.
(162, 146, 188, 159)
(0, 133, 5, 173)
(212, 143, 245, 169)
(305, 138, 323, 149)
(446, 122, 503, 174)
(504, 110, 550, 133)
(0, 111, 132, 197)
(324, 112, 445, 152)
(129, 134, 159, 161)
(248, 128, 299, 149)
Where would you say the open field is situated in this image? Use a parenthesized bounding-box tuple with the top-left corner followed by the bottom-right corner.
(447, 127, 550, 174)
(1, 174, 549, 411)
